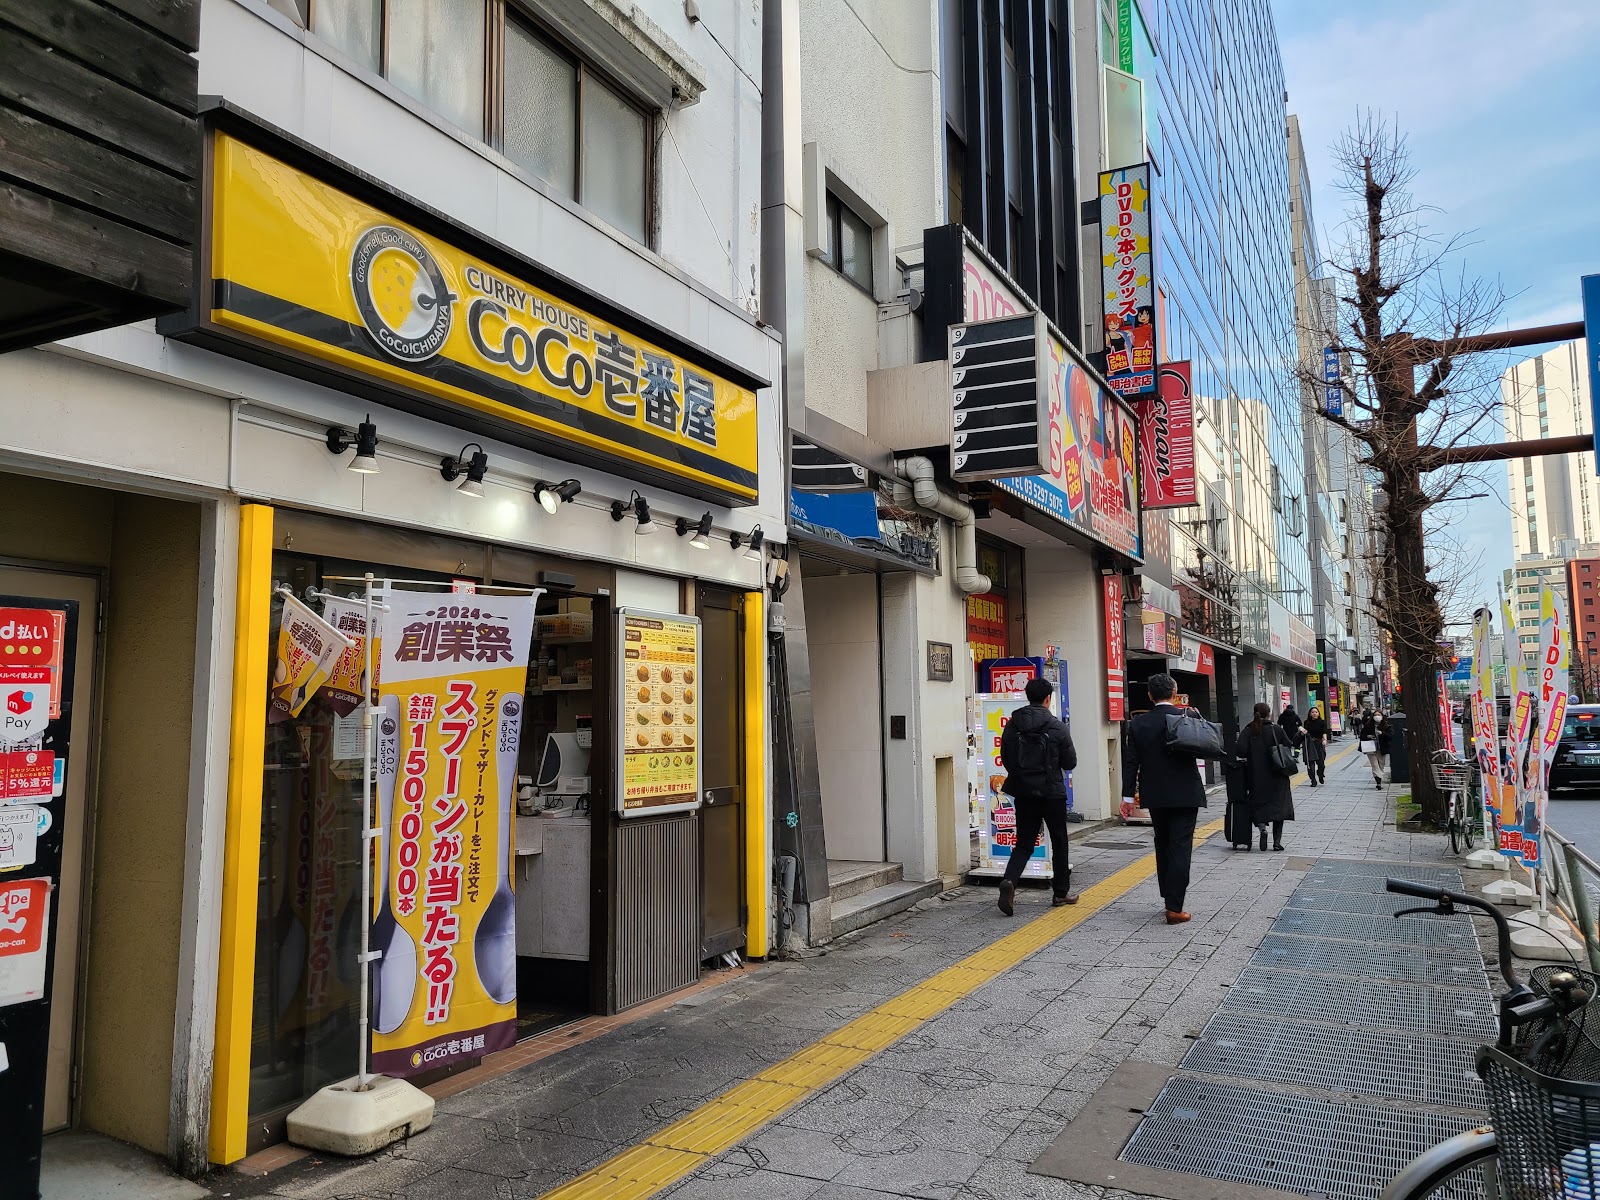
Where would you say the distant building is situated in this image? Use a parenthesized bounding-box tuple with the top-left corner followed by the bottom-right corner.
(1568, 554, 1600, 698)
(1504, 341, 1598, 557)
(1504, 539, 1598, 660)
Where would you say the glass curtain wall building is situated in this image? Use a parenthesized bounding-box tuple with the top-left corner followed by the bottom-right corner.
(1093, 0, 1311, 712)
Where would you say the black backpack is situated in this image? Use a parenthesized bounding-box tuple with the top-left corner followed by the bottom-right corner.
(1015, 726, 1059, 777)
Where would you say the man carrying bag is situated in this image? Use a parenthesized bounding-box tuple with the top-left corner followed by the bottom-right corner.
(996, 677, 1078, 916)
(1122, 674, 1226, 923)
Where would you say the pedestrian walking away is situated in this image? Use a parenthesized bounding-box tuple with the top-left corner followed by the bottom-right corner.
(1356, 707, 1390, 788)
(1277, 703, 1304, 752)
(1121, 673, 1208, 923)
(1302, 704, 1329, 785)
(996, 676, 1078, 916)
(1236, 701, 1295, 851)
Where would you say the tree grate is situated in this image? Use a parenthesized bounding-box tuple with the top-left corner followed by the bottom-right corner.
(1252, 932, 1488, 987)
(1217, 965, 1495, 1039)
(1121, 1075, 1484, 1200)
(1272, 907, 1478, 949)
(1181, 1012, 1486, 1109)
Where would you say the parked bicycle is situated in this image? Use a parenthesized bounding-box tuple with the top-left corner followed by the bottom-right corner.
(1434, 750, 1480, 856)
(1381, 878, 1599, 1199)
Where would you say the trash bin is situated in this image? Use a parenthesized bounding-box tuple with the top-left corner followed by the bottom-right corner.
(1389, 712, 1410, 784)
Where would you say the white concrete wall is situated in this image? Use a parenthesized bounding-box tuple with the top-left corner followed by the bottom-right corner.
(880, 527, 973, 882)
(797, 0, 943, 435)
(1024, 543, 1118, 820)
(800, 570, 885, 862)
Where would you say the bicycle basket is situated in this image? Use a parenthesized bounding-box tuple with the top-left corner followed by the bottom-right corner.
(1431, 761, 1477, 791)
(1478, 970, 1600, 1197)
(1477, 1047, 1600, 1197)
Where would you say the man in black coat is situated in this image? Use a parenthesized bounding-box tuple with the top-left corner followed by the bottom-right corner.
(1121, 673, 1206, 924)
(997, 676, 1078, 916)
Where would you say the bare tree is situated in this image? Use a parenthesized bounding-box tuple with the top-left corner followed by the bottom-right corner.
(1299, 114, 1509, 826)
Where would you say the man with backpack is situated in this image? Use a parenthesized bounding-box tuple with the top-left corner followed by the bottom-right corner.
(997, 676, 1078, 916)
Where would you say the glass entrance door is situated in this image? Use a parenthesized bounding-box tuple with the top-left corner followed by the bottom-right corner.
(695, 587, 744, 960)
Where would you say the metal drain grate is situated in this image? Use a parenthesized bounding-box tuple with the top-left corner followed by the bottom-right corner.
(1274, 907, 1477, 948)
(1219, 966, 1496, 1039)
(1304, 859, 1462, 886)
(1182, 1012, 1485, 1108)
(1285, 889, 1472, 919)
(1122, 1074, 1438, 1199)
(1252, 932, 1488, 987)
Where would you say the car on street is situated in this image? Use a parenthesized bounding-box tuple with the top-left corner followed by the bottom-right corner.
(1550, 704, 1600, 796)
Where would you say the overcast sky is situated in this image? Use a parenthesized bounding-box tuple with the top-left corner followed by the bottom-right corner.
(1270, 0, 1600, 615)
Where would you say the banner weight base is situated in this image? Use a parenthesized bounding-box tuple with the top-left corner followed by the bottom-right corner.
(1510, 923, 1586, 963)
(286, 1075, 435, 1157)
(1464, 848, 1510, 871)
(1480, 878, 1537, 906)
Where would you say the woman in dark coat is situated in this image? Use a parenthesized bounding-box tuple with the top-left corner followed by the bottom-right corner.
(1236, 701, 1295, 851)
(1302, 705, 1329, 786)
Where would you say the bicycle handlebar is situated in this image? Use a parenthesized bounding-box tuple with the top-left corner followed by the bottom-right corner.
(1386, 877, 1521, 992)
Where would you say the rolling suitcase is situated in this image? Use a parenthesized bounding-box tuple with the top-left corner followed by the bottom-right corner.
(1224, 760, 1251, 848)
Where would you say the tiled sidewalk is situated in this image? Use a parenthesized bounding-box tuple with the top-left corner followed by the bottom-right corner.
(218, 740, 1467, 1200)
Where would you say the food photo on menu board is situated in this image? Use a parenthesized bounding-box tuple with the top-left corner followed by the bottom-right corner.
(618, 612, 701, 814)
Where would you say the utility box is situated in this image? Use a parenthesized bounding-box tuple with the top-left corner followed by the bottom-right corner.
(1389, 713, 1411, 784)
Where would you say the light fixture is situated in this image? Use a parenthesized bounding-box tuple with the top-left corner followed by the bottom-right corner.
(611, 491, 654, 534)
(677, 512, 713, 550)
(731, 525, 766, 560)
(534, 478, 583, 515)
(326, 415, 380, 474)
(440, 443, 489, 498)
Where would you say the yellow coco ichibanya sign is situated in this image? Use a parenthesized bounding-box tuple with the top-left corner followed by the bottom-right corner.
(205, 133, 759, 503)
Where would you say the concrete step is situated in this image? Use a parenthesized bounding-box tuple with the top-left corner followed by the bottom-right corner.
(830, 877, 945, 939)
(827, 860, 904, 904)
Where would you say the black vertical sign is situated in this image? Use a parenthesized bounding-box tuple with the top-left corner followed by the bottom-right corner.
(0, 597, 79, 1200)
(950, 311, 1049, 482)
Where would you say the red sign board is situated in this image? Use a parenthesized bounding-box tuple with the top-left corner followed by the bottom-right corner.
(967, 592, 1008, 665)
(1133, 361, 1196, 509)
(1105, 577, 1126, 720)
(1196, 644, 1216, 677)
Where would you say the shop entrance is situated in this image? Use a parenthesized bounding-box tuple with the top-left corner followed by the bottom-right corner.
(696, 586, 745, 961)
(0, 566, 98, 1135)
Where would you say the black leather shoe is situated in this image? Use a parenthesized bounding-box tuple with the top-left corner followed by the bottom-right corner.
(998, 880, 1015, 917)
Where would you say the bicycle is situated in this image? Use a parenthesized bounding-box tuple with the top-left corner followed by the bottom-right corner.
(1434, 750, 1479, 856)
(1381, 878, 1599, 1199)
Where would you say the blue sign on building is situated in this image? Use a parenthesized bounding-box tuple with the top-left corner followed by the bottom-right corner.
(1584, 275, 1600, 475)
(1322, 346, 1344, 418)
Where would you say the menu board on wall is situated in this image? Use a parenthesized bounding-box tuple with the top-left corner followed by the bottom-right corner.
(616, 610, 702, 817)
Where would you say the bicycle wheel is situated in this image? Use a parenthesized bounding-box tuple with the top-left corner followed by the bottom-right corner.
(1381, 1126, 1499, 1199)
(1463, 808, 1476, 851)
(1449, 815, 1462, 856)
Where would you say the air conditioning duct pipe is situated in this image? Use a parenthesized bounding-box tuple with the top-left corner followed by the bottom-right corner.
(892, 456, 992, 595)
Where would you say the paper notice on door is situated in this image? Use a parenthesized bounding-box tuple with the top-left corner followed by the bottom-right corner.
(333, 710, 365, 762)
(0, 806, 39, 869)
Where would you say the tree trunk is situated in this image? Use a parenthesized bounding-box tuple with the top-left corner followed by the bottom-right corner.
(1388, 484, 1445, 824)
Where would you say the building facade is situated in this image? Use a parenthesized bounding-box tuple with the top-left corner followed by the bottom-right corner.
(1, 0, 780, 1176)
(1505, 544, 1592, 660)
(1568, 554, 1600, 700)
(1504, 341, 1599, 558)
(1073, 0, 1315, 739)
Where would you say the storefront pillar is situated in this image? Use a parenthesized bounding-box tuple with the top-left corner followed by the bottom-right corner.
(208, 503, 273, 1165)
(742, 590, 769, 958)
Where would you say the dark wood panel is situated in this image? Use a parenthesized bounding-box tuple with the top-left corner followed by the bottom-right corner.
(96, 0, 199, 49)
(0, 107, 195, 243)
(0, 181, 191, 307)
(0, 0, 197, 111)
(0, 28, 197, 177)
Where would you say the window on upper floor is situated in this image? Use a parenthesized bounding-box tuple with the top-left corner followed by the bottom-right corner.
(305, 0, 651, 245)
(821, 192, 875, 295)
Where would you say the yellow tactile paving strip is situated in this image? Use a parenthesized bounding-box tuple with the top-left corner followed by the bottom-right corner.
(537, 817, 1224, 1200)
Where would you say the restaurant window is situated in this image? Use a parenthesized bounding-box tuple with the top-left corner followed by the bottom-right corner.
(305, 1, 653, 245)
(504, 18, 650, 242)
(822, 192, 875, 295)
(312, 0, 486, 136)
